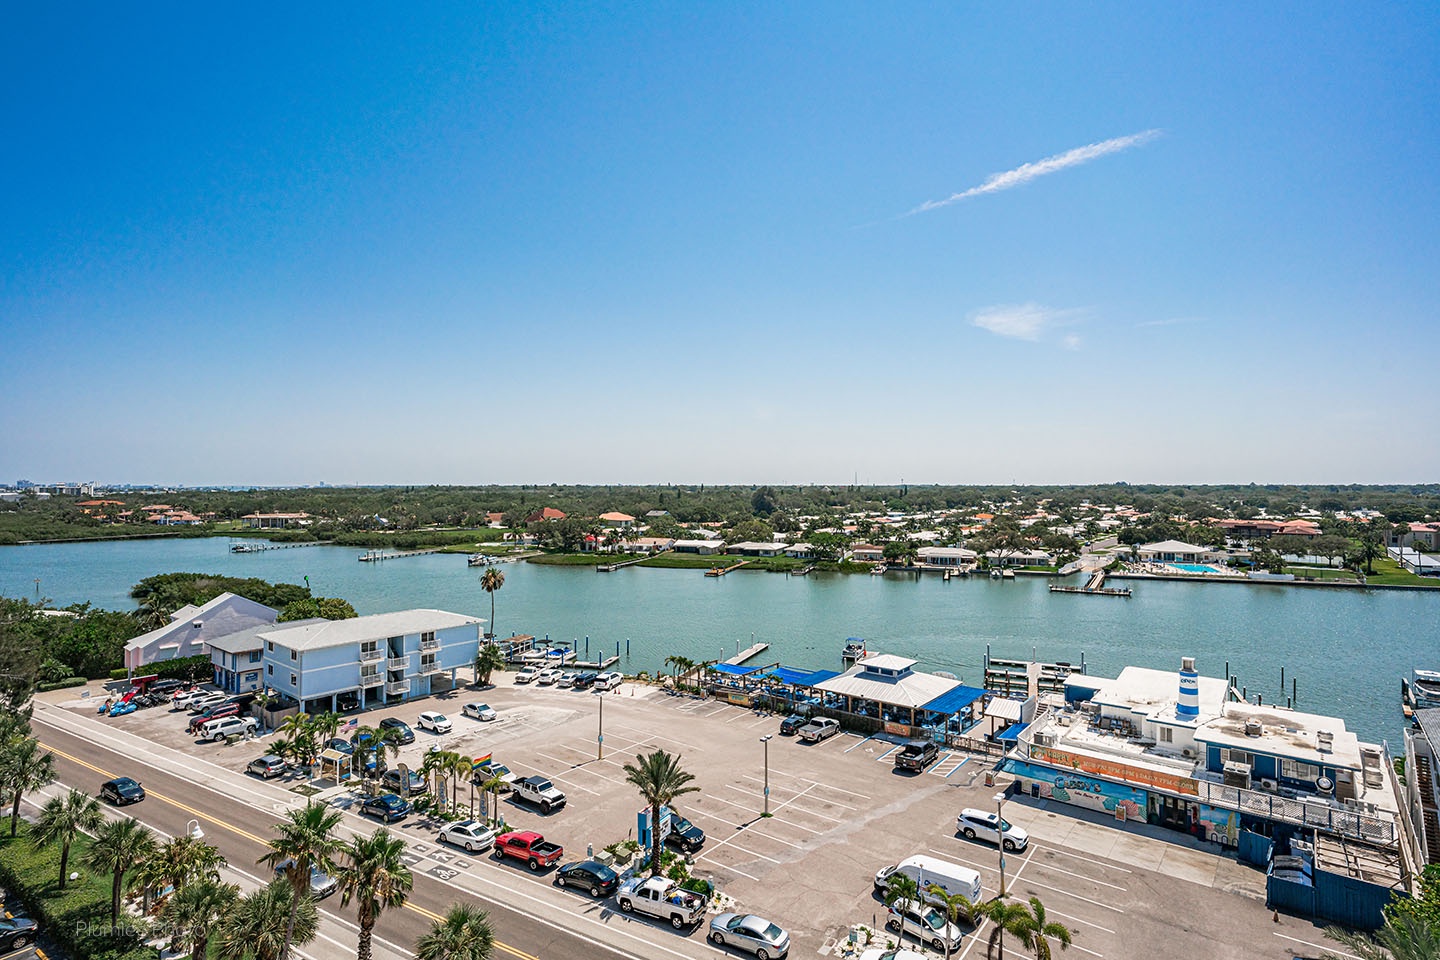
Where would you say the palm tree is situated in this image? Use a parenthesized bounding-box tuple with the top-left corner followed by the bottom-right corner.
(416, 902, 496, 960)
(883, 871, 921, 933)
(337, 828, 414, 960)
(353, 726, 404, 777)
(1323, 915, 1440, 960)
(215, 879, 318, 960)
(621, 750, 699, 877)
(32, 788, 103, 888)
(985, 896, 1073, 960)
(445, 752, 472, 811)
(421, 750, 452, 808)
(259, 802, 343, 960)
(473, 643, 506, 687)
(479, 567, 505, 638)
(276, 714, 319, 770)
(927, 884, 981, 960)
(134, 834, 225, 905)
(0, 734, 54, 836)
(85, 816, 157, 927)
(310, 711, 343, 745)
(163, 878, 241, 960)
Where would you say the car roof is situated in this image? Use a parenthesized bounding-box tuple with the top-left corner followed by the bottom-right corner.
(107, 777, 138, 786)
(736, 915, 777, 934)
(959, 807, 995, 818)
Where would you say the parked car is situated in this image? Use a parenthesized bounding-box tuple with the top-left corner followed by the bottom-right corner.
(199, 716, 258, 741)
(707, 912, 791, 958)
(664, 814, 706, 852)
(593, 671, 624, 691)
(471, 763, 517, 790)
(187, 693, 229, 713)
(108, 700, 138, 717)
(513, 776, 567, 814)
(378, 718, 415, 744)
(779, 714, 807, 736)
(570, 672, 597, 690)
(536, 667, 563, 685)
(360, 793, 411, 822)
(0, 916, 37, 951)
(492, 831, 563, 871)
(555, 859, 619, 897)
(247, 755, 288, 779)
(100, 777, 145, 805)
(337, 693, 361, 711)
(145, 678, 185, 696)
(187, 703, 240, 732)
(617, 876, 707, 930)
(798, 718, 841, 742)
(416, 710, 452, 733)
(438, 819, 496, 852)
(894, 740, 940, 772)
(272, 858, 338, 899)
(555, 672, 576, 688)
(884, 902, 963, 953)
(171, 688, 214, 709)
(462, 702, 498, 721)
(514, 666, 541, 684)
(382, 768, 427, 796)
(956, 807, 1029, 852)
(325, 737, 355, 755)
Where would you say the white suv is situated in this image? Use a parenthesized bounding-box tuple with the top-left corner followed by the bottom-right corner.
(885, 903, 964, 953)
(199, 716, 258, 742)
(593, 671, 623, 691)
(514, 667, 541, 684)
(956, 807, 1029, 851)
(536, 668, 563, 685)
(417, 711, 452, 733)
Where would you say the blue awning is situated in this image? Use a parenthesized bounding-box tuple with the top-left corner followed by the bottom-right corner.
(710, 663, 763, 676)
(764, 666, 817, 686)
(920, 685, 987, 715)
(995, 722, 1030, 743)
(796, 669, 841, 687)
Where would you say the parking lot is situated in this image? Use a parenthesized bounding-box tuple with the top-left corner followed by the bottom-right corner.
(52, 677, 1335, 958)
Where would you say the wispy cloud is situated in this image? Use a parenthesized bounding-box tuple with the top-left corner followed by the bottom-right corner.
(906, 129, 1161, 216)
(971, 303, 1074, 343)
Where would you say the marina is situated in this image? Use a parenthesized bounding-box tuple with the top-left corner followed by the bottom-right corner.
(1048, 567, 1133, 597)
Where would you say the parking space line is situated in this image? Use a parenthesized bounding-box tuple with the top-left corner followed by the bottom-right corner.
(873, 744, 900, 762)
(505, 758, 601, 795)
(740, 775, 858, 811)
(684, 810, 805, 850)
(943, 757, 970, 778)
(1028, 859, 1128, 891)
(611, 722, 703, 752)
(1011, 875, 1125, 914)
(699, 793, 822, 833)
(1038, 906, 1114, 935)
(1035, 846, 1132, 874)
(747, 768, 872, 801)
(1275, 933, 1358, 959)
(842, 734, 876, 754)
(724, 783, 842, 823)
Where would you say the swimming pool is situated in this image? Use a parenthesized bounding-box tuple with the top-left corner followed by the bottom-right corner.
(1168, 562, 1220, 573)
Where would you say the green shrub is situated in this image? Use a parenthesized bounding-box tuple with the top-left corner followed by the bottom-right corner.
(0, 825, 157, 960)
(109, 668, 129, 681)
(36, 676, 88, 692)
(152, 655, 210, 681)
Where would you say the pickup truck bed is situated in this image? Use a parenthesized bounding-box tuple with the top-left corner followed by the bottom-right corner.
(492, 831, 563, 870)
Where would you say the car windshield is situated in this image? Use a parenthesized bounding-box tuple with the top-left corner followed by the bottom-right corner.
(674, 818, 693, 831)
(476, 704, 490, 711)
(921, 907, 947, 930)
(1000, 817, 1013, 831)
(759, 922, 784, 941)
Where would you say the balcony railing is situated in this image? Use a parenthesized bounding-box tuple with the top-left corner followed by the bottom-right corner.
(359, 648, 383, 662)
(386, 680, 410, 695)
(359, 673, 384, 688)
(419, 637, 441, 652)
(419, 659, 441, 675)
(387, 656, 408, 671)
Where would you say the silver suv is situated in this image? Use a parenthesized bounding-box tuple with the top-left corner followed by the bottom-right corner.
(199, 716, 257, 741)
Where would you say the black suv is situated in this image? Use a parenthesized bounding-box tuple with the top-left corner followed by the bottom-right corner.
(779, 714, 807, 736)
(570, 672, 597, 690)
(378, 718, 415, 744)
(894, 739, 940, 772)
(664, 814, 706, 852)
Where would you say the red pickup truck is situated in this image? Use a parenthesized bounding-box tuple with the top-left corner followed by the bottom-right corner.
(492, 831, 563, 871)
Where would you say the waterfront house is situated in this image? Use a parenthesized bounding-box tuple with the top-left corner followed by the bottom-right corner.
(983, 548, 1054, 568)
(599, 511, 635, 528)
(1135, 540, 1216, 563)
(849, 543, 884, 562)
(673, 539, 725, 555)
(727, 541, 787, 557)
(624, 536, 675, 555)
(241, 512, 311, 529)
(784, 543, 815, 560)
(526, 507, 567, 522)
(256, 609, 483, 714)
(916, 546, 977, 567)
(808, 654, 986, 733)
(208, 618, 322, 694)
(124, 592, 279, 672)
(1390, 522, 1440, 550)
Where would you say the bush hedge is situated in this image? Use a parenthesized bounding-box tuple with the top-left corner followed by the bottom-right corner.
(36, 676, 88, 692)
(151, 655, 210, 681)
(0, 824, 158, 960)
(109, 668, 129, 681)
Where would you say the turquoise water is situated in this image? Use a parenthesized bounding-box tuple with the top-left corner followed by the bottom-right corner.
(1169, 563, 1221, 573)
(1, 539, 1433, 746)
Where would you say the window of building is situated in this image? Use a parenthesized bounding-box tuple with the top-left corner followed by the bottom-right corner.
(267, 664, 273, 676)
(290, 649, 297, 661)
(267, 641, 274, 652)
(1280, 759, 1319, 782)
(421, 631, 436, 643)
(1221, 748, 1254, 767)
(1159, 727, 1173, 743)
(249, 651, 262, 663)
(290, 673, 297, 686)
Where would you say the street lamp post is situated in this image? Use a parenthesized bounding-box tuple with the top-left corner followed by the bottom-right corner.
(597, 691, 605, 761)
(760, 735, 772, 816)
(185, 819, 205, 841)
(993, 791, 1008, 897)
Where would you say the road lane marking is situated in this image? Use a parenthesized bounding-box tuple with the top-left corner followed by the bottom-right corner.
(1275, 933, 1358, 959)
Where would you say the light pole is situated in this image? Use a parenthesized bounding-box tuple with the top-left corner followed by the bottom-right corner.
(597, 690, 605, 761)
(760, 735, 772, 816)
(185, 819, 205, 841)
(993, 791, 1007, 897)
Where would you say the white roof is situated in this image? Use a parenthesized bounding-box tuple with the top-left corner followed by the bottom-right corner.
(814, 655, 957, 710)
(985, 698, 1024, 721)
(125, 592, 279, 666)
(673, 539, 722, 549)
(917, 546, 977, 559)
(858, 653, 917, 671)
(259, 609, 481, 652)
(729, 541, 787, 551)
(1139, 540, 1210, 553)
(1090, 665, 1229, 720)
(1195, 702, 1365, 772)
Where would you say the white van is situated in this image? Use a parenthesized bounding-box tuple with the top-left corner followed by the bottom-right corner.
(874, 854, 983, 905)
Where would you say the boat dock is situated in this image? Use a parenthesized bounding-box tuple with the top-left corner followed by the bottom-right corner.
(598, 554, 653, 572)
(1049, 568, 1132, 597)
(358, 548, 445, 562)
(705, 560, 750, 577)
(789, 564, 815, 577)
(231, 541, 328, 553)
(571, 655, 620, 670)
(984, 651, 1086, 696)
(725, 642, 769, 665)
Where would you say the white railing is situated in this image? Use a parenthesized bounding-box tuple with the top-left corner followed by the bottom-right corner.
(1194, 780, 1397, 845)
(359, 647, 383, 662)
(419, 637, 441, 652)
(360, 673, 383, 688)
(385, 680, 410, 695)
(419, 659, 441, 675)
(387, 656, 408, 670)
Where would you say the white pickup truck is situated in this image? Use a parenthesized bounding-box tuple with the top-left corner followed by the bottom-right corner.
(513, 775, 567, 814)
(798, 717, 840, 742)
(615, 876, 707, 930)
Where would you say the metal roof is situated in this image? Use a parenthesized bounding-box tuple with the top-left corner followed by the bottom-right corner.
(996, 722, 1030, 743)
(711, 663, 763, 676)
(921, 685, 987, 715)
(764, 666, 817, 686)
(798, 669, 841, 686)
(814, 665, 960, 710)
(258, 609, 481, 652)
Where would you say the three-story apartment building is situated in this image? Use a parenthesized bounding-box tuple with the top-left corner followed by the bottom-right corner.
(255, 609, 483, 713)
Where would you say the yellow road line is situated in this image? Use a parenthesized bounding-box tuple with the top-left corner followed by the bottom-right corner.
(40, 741, 543, 960)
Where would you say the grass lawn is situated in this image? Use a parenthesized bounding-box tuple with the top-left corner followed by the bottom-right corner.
(528, 552, 642, 566)
(638, 553, 733, 569)
(1283, 566, 1359, 581)
(1364, 557, 1439, 587)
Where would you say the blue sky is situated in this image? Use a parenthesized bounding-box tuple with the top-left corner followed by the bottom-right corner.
(3, 3, 1437, 485)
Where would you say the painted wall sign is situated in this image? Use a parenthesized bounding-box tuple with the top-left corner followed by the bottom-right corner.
(1029, 744, 1199, 796)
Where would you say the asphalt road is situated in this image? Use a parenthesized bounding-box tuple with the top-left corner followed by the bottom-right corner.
(31, 713, 708, 960)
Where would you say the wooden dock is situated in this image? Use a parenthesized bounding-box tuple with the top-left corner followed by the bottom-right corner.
(704, 560, 750, 577)
(230, 541, 328, 553)
(1049, 568, 1131, 597)
(789, 564, 816, 577)
(571, 655, 620, 670)
(598, 549, 669, 572)
(725, 643, 769, 665)
(357, 548, 445, 563)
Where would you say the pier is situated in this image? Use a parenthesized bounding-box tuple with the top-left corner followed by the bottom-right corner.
(704, 560, 750, 577)
(571, 655, 620, 670)
(1049, 568, 1132, 597)
(598, 551, 668, 572)
(357, 548, 445, 562)
(230, 540, 328, 553)
(725, 642, 769, 665)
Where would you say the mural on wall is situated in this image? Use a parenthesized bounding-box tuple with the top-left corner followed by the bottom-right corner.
(1197, 804, 1239, 846)
(1008, 761, 1145, 819)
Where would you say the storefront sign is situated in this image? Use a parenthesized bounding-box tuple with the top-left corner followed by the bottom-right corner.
(1030, 744, 1198, 796)
(885, 721, 912, 737)
(726, 691, 752, 707)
